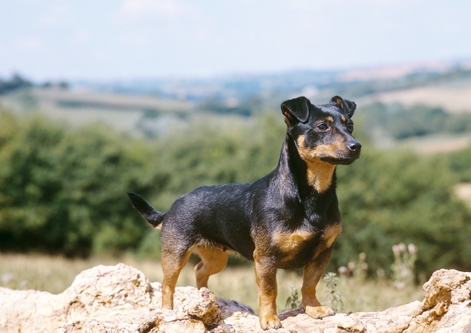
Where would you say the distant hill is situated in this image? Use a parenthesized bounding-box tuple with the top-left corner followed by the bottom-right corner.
(363, 85, 471, 114)
(1, 58, 471, 150)
(71, 58, 471, 110)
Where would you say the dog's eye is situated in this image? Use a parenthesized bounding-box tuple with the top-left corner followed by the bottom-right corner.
(317, 124, 328, 131)
(347, 123, 354, 132)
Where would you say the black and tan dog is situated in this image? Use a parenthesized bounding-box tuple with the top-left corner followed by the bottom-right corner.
(128, 96, 361, 330)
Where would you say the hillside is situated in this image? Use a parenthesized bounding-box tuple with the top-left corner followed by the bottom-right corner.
(362, 82, 471, 114)
(0, 87, 195, 133)
(1, 59, 471, 150)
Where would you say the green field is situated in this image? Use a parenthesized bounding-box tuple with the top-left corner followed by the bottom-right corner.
(0, 87, 196, 133)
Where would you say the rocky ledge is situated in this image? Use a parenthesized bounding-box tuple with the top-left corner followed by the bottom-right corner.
(0, 264, 470, 332)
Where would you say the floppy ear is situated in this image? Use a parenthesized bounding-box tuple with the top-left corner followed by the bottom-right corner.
(281, 96, 310, 125)
(330, 96, 356, 118)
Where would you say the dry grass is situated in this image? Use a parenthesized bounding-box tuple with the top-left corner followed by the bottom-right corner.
(455, 183, 471, 209)
(396, 133, 471, 154)
(363, 85, 471, 114)
(0, 253, 423, 314)
(32, 88, 195, 112)
(0, 88, 195, 132)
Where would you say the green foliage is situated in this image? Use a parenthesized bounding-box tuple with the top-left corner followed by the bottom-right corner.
(323, 272, 343, 312)
(285, 287, 301, 309)
(359, 102, 471, 140)
(0, 108, 470, 280)
(135, 232, 162, 260)
(334, 145, 471, 276)
(0, 110, 159, 257)
(0, 110, 284, 258)
(147, 112, 284, 210)
(447, 146, 471, 182)
(0, 74, 32, 95)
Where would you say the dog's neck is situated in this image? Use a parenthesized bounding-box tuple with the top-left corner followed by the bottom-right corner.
(276, 135, 337, 196)
(267, 134, 341, 229)
(304, 159, 337, 193)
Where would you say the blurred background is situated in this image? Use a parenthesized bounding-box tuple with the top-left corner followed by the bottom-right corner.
(1, 0, 471, 312)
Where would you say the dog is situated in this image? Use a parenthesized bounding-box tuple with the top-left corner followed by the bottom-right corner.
(128, 96, 361, 330)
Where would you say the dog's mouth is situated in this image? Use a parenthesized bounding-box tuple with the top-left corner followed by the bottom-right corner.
(298, 139, 362, 166)
(322, 157, 358, 165)
(320, 151, 361, 165)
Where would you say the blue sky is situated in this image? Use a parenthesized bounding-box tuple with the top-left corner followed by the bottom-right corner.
(1, 0, 471, 81)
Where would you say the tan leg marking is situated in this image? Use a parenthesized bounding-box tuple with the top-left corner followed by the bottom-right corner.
(302, 223, 342, 319)
(315, 223, 342, 256)
(161, 249, 192, 309)
(254, 253, 282, 330)
(193, 246, 229, 289)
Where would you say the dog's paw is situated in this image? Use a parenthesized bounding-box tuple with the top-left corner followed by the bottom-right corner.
(259, 314, 282, 330)
(305, 305, 336, 319)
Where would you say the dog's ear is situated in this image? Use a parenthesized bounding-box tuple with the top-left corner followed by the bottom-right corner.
(331, 96, 356, 118)
(281, 96, 310, 125)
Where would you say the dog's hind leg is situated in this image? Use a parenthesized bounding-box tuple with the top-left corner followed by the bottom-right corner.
(193, 246, 229, 289)
(161, 248, 192, 309)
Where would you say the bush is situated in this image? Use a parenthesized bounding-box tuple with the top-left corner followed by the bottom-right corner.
(359, 102, 471, 141)
(334, 146, 471, 277)
(0, 109, 470, 279)
(447, 146, 471, 183)
(0, 110, 159, 257)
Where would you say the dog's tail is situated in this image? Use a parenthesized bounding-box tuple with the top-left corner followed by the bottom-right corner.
(127, 192, 165, 230)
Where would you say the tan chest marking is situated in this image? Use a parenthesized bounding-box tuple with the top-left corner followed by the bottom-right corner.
(323, 223, 342, 248)
(314, 223, 342, 257)
(296, 135, 337, 193)
(272, 229, 316, 256)
(272, 224, 342, 263)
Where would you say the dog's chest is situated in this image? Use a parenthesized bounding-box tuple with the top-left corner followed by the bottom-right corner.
(272, 223, 342, 269)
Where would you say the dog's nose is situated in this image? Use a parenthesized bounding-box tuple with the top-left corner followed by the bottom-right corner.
(347, 140, 362, 152)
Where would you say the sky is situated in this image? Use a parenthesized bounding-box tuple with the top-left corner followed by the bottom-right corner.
(1, 0, 471, 82)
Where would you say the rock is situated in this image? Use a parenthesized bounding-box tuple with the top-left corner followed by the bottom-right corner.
(0, 264, 219, 333)
(404, 269, 471, 333)
(0, 264, 470, 332)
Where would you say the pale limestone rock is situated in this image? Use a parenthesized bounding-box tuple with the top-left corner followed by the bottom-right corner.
(1, 264, 470, 332)
(404, 269, 471, 333)
(0, 264, 219, 333)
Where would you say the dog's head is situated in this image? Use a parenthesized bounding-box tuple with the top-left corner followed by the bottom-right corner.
(281, 96, 361, 165)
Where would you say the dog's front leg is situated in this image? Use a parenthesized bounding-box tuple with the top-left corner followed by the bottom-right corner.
(301, 247, 336, 319)
(254, 254, 282, 330)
